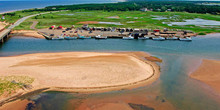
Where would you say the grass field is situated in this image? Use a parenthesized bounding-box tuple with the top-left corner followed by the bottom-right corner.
(0, 10, 46, 24)
(9, 10, 220, 34)
(0, 76, 34, 95)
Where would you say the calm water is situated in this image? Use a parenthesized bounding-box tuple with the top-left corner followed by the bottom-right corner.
(1, 34, 220, 110)
(0, 0, 123, 13)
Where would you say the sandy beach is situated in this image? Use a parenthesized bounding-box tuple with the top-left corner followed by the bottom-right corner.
(10, 30, 44, 39)
(190, 59, 220, 95)
(0, 51, 160, 94)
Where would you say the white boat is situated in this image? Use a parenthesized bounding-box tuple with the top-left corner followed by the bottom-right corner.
(166, 36, 178, 40)
(64, 36, 77, 40)
(78, 34, 91, 39)
(95, 35, 107, 39)
(179, 37, 192, 41)
(152, 36, 165, 41)
(123, 35, 134, 40)
(138, 35, 150, 40)
(52, 34, 64, 40)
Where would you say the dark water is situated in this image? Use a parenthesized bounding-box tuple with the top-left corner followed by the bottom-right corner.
(0, 0, 122, 13)
(1, 34, 220, 110)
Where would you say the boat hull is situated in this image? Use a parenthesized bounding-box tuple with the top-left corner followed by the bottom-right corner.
(52, 37, 65, 40)
(64, 37, 77, 40)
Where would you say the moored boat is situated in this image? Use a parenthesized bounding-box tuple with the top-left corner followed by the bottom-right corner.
(179, 37, 192, 41)
(95, 35, 107, 39)
(64, 36, 77, 40)
(52, 34, 64, 40)
(138, 35, 150, 40)
(166, 36, 178, 40)
(78, 34, 91, 39)
(152, 36, 165, 41)
(123, 34, 134, 40)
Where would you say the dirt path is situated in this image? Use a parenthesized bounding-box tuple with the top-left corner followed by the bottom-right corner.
(30, 21, 38, 29)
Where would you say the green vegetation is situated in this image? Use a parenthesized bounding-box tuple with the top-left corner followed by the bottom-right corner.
(2, 1, 219, 34)
(198, 32, 206, 35)
(0, 10, 50, 23)
(46, 1, 220, 15)
(14, 10, 220, 34)
(0, 76, 34, 95)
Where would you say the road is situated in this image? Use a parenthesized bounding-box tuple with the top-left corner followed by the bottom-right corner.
(0, 11, 58, 42)
(8, 12, 51, 29)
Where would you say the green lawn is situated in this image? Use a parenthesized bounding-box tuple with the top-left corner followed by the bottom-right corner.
(13, 10, 220, 34)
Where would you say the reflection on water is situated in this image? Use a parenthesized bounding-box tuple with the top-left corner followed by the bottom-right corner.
(1, 34, 220, 110)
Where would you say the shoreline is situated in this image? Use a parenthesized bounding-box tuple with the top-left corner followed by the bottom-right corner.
(0, 51, 160, 107)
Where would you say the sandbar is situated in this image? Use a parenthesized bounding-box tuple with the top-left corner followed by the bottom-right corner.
(0, 52, 160, 93)
(190, 59, 220, 95)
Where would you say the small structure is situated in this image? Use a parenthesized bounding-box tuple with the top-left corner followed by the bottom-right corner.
(166, 9, 172, 12)
(49, 25, 55, 29)
(82, 24, 89, 30)
(134, 29, 140, 32)
(57, 26, 63, 29)
(153, 29, 160, 32)
(140, 8, 149, 12)
(71, 25, 75, 29)
(1, 15, 5, 20)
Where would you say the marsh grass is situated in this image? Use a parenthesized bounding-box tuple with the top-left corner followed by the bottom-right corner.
(0, 76, 34, 95)
(12, 10, 220, 33)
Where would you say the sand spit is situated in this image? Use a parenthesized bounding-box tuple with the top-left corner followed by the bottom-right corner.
(0, 52, 160, 108)
(10, 30, 44, 39)
(190, 59, 220, 95)
(0, 52, 160, 93)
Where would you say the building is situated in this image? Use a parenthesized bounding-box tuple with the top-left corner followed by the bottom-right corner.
(140, 8, 149, 12)
(1, 15, 5, 20)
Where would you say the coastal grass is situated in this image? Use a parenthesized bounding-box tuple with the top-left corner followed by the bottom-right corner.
(0, 10, 46, 24)
(14, 10, 220, 33)
(0, 76, 34, 95)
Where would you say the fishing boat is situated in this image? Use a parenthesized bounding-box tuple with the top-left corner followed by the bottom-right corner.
(179, 37, 192, 41)
(95, 35, 107, 39)
(166, 36, 178, 40)
(64, 35, 77, 40)
(78, 34, 91, 39)
(152, 36, 165, 41)
(138, 35, 150, 40)
(52, 34, 64, 40)
(123, 34, 134, 40)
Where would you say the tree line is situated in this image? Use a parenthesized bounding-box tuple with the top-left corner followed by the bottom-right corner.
(7, 1, 220, 15)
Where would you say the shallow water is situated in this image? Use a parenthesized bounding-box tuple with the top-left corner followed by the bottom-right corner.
(0, 0, 122, 13)
(1, 34, 220, 110)
(98, 22, 123, 25)
(165, 18, 220, 26)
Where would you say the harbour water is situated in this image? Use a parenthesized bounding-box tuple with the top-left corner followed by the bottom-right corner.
(0, 34, 220, 109)
(0, 0, 123, 13)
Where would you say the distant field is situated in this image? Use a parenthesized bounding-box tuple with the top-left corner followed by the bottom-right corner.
(12, 10, 220, 34)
